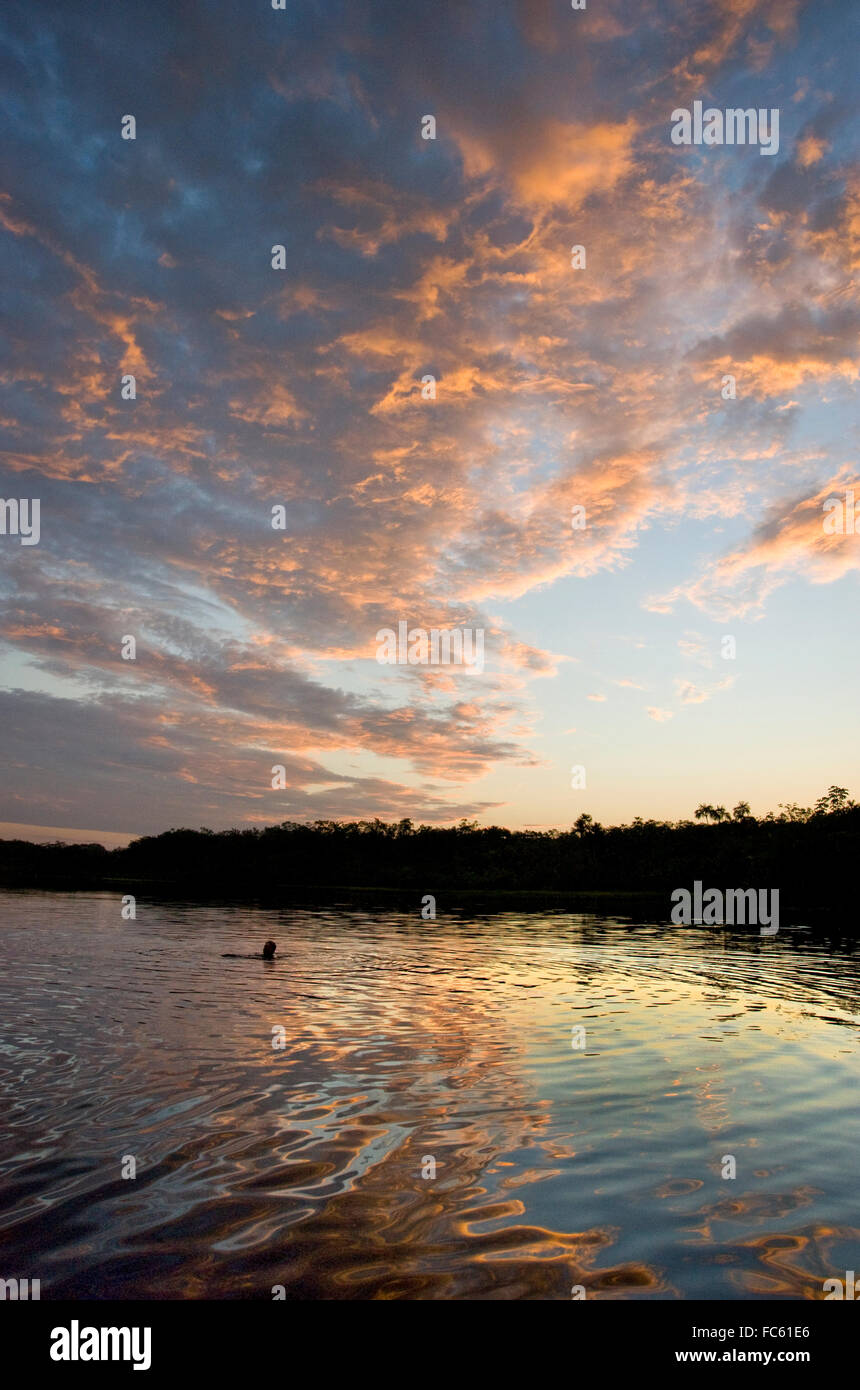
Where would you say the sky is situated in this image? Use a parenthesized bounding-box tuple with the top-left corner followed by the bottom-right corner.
(0, 0, 858, 843)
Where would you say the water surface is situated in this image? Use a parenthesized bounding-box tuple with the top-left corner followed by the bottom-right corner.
(1, 890, 858, 1299)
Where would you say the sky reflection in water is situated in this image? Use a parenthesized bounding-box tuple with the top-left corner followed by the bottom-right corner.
(0, 891, 858, 1299)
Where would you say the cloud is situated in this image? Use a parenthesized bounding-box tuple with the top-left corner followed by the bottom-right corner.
(650, 473, 860, 618)
(675, 676, 735, 704)
(677, 633, 713, 668)
(0, 0, 855, 832)
(688, 304, 860, 399)
(796, 134, 829, 168)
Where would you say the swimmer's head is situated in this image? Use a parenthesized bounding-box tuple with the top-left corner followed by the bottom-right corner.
(262, 940, 277, 960)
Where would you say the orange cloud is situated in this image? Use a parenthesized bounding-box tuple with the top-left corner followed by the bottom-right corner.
(650, 472, 860, 618)
(646, 707, 674, 722)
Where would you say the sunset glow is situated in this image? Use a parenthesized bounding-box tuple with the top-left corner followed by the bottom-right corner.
(1, 0, 858, 839)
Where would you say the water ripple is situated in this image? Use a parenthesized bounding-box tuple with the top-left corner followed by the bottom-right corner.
(0, 891, 858, 1298)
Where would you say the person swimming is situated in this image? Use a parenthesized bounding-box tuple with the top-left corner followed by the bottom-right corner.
(222, 940, 277, 960)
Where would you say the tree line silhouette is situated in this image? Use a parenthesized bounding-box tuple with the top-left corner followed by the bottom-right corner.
(0, 787, 856, 913)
